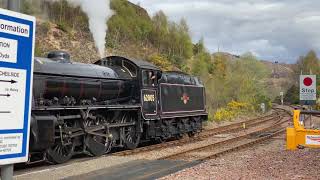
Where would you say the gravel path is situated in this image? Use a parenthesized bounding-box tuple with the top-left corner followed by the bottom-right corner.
(160, 134, 320, 180)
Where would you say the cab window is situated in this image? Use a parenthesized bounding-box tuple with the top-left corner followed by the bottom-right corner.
(122, 61, 137, 77)
(142, 70, 157, 86)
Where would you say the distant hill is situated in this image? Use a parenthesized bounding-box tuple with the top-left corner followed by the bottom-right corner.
(261, 61, 295, 78)
(212, 51, 295, 78)
(212, 52, 240, 61)
(211, 51, 295, 99)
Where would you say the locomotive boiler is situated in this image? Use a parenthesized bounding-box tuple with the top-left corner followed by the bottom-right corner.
(32, 51, 135, 107)
(29, 51, 207, 164)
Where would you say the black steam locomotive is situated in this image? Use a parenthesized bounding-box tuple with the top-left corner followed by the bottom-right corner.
(30, 51, 207, 164)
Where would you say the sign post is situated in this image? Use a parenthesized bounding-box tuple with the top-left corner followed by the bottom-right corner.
(260, 103, 265, 114)
(300, 75, 317, 105)
(0, 8, 35, 179)
(280, 91, 284, 105)
(300, 75, 317, 131)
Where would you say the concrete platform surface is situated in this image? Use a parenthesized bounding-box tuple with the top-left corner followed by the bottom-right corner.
(65, 159, 198, 180)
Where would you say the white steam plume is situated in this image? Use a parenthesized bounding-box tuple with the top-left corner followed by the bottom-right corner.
(67, 0, 114, 58)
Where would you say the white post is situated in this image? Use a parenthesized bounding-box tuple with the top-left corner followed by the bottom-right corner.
(280, 91, 284, 106)
(1, 3, 20, 180)
(260, 103, 266, 114)
(1, 165, 13, 180)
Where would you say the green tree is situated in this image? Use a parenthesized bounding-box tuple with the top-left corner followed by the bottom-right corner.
(151, 11, 169, 52)
(295, 50, 320, 107)
(296, 50, 320, 75)
(212, 53, 227, 78)
(284, 85, 300, 104)
(193, 38, 205, 55)
(191, 39, 212, 75)
(177, 18, 193, 59)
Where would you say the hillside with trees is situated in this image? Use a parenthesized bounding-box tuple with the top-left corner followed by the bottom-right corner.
(284, 50, 320, 109)
(0, 0, 299, 120)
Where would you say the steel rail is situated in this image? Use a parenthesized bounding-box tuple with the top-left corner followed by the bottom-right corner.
(114, 110, 287, 156)
(159, 117, 289, 161)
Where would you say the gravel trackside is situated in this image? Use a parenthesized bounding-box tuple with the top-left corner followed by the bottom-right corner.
(160, 135, 320, 180)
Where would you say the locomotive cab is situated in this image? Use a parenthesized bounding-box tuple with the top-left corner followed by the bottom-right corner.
(141, 69, 161, 119)
(94, 56, 162, 119)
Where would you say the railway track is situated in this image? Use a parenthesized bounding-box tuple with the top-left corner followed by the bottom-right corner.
(15, 107, 291, 179)
(130, 126, 288, 180)
(17, 110, 286, 170)
(114, 109, 288, 156)
(159, 115, 289, 161)
(121, 109, 291, 180)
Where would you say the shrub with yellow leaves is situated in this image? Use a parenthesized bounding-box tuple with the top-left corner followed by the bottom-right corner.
(148, 54, 174, 71)
(213, 100, 254, 122)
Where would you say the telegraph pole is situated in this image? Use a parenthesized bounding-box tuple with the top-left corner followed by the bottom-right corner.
(7, 0, 20, 12)
(273, 61, 279, 78)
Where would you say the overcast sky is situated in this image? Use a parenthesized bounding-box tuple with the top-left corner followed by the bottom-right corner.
(128, 0, 320, 63)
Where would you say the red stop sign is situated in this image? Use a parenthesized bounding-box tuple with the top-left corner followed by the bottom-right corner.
(303, 77, 313, 86)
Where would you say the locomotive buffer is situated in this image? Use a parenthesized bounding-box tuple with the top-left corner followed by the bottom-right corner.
(0, 8, 35, 179)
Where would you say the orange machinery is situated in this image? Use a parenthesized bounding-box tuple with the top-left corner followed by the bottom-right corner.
(287, 110, 320, 150)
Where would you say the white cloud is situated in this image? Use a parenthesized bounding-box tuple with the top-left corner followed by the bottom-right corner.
(129, 0, 320, 63)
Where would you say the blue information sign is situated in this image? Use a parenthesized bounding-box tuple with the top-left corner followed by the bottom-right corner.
(0, 8, 35, 165)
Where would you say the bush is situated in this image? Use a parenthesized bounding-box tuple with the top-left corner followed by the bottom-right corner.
(57, 22, 71, 33)
(21, 0, 37, 15)
(43, 22, 51, 33)
(316, 102, 320, 110)
(213, 101, 253, 122)
(284, 85, 300, 104)
(253, 94, 272, 111)
(148, 54, 173, 71)
(213, 108, 235, 122)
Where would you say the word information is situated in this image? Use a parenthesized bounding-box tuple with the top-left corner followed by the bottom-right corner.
(0, 37, 17, 63)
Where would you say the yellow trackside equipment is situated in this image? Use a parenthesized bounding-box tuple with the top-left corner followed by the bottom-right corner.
(286, 110, 320, 150)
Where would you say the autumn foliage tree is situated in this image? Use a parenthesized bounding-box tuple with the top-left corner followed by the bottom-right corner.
(296, 50, 320, 75)
(289, 50, 320, 107)
(296, 51, 320, 94)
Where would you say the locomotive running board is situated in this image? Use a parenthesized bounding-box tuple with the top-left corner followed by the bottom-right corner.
(33, 105, 141, 111)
